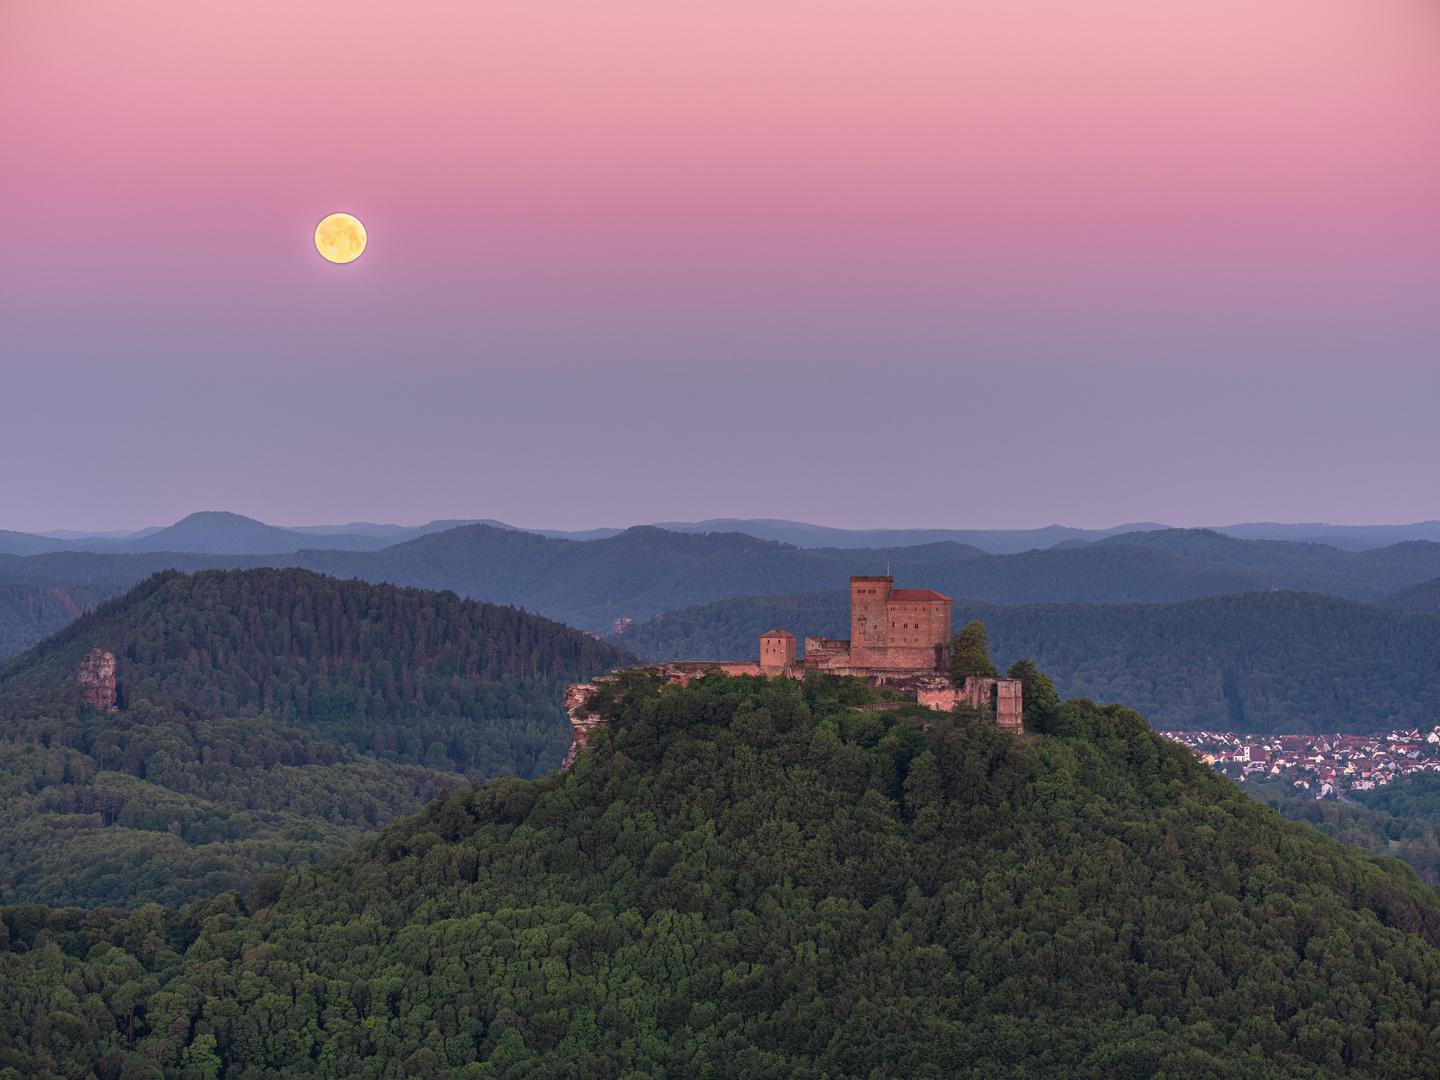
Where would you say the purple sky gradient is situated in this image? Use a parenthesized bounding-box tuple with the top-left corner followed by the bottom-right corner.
(3, 0, 1439, 533)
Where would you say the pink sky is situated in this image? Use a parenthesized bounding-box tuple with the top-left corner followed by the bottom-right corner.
(3, 0, 1439, 531)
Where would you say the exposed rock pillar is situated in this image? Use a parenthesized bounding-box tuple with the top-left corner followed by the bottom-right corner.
(76, 648, 118, 712)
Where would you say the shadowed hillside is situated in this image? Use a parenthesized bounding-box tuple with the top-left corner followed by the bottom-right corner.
(1096, 529, 1440, 595)
(0, 572, 141, 660)
(1383, 575, 1440, 614)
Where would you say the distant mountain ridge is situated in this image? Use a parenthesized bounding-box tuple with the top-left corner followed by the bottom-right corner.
(649, 518, 1172, 553)
(13, 511, 1440, 556)
(657, 518, 1440, 552)
(6, 524, 1440, 651)
(0, 511, 499, 556)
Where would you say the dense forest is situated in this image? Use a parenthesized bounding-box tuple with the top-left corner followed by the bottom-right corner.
(613, 589, 850, 660)
(6, 672, 1440, 1077)
(0, 700, 464, 908)
(617, 589, 1440, 733)
(0, 569, 633, 908)
(1245, 775, 1440, 886)
(0, 573, 139, 660)
(9, 524, 1440, 643)
(1381, 575, 1440, 614)
(1, 568, 634, 760)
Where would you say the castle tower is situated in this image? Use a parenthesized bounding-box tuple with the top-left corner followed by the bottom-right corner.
(759, 628, 796, 674)
(848, 576, 892, 668)
(847, 575, 951, 672)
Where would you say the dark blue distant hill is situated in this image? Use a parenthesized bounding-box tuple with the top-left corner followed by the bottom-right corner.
(115, 511, 370, 553)
(6, 522, 1440, 654)
(1382, 575, 1440, 614)
(0, 512, 502, 556)
(652, 517, 1170, 553)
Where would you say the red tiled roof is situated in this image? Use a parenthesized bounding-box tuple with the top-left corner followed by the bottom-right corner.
(888, 588, 953, 602)
(761, 628, 795, 639)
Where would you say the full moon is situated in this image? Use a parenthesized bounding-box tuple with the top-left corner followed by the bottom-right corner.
(314, 213, 366, 263)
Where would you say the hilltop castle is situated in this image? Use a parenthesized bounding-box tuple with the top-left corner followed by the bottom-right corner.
(762, 575, 953, 677)
(562, 576, 1023, 767)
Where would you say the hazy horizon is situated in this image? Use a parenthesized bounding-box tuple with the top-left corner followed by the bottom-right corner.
(9, 510, 1440, 542)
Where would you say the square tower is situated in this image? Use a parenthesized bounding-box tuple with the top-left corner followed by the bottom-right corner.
(848, 576, 893, 667)
(759, 628, 796, 674)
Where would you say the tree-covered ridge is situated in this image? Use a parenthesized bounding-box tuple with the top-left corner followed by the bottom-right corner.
(0, 567, 635, 770)
(961, 592, 1440, 734)
(1094, 529, 1440, 595)
(318, 524, 1439, 618)
(618, 589, 1440, 733)
(0, 569, 635, 909)
(7, 674, 1440, 1078)
(0, 572, 140, 661)
(614, 589, 849, 662)
(1382, 574, 1440, 614)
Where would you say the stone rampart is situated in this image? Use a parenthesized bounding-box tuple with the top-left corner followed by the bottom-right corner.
(915, 675, 1024, 731)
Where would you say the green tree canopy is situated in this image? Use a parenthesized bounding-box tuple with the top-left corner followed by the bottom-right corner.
(6, 674, 1440, 1077)
(948, 618, 997, 685)
(1007, 656, 1059, 730)
(0, 568, 635, 909)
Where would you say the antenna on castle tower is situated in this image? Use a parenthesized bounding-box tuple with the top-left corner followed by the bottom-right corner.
(886, 549, 890, 577)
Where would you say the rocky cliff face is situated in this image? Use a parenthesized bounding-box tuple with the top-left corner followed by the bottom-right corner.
(561, 681, 611, 770)
(76, 648, 117, 711)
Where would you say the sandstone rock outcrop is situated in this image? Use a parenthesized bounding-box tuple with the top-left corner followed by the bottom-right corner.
(561, 681, 611, 770)
(76, 648, 118, 711)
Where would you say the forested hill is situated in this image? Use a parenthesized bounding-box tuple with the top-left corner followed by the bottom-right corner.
(1382, 574, 1440, 614)
(616, 589, 1440, 733)
(0, 530, 988, 652)
(1095, 529, 1440, 594)
(0, 572, 141, 661)
(2, 568, 630, 706)
(1, 568, 635, 767)
(8, 674, 1440, 1077)
(0, 569, 634, 908)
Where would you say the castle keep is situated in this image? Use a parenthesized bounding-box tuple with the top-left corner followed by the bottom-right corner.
(785, 575, 953, 676)
(562, 576, 1023, 768)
